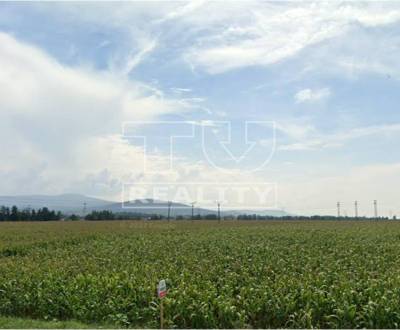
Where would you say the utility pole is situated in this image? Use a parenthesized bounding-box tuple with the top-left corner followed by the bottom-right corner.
(337, 202, 341, 218)
(217, 202, 221, 222)
(191, 202, 196, 221)
(354, 201, 358, 219)
(374, 200, 378, 220)
(167, 201, 172, 222)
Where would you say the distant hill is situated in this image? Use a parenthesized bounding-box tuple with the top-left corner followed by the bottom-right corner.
(0, 194, 290, 217)
(0, 194, 112, 214)
(91, 199, 215, 217)
(91, 199, 290, 217)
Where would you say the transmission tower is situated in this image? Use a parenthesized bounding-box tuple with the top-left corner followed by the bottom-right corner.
(191, 202, 196, 221)
(354, 201, 358, 219)
(337, 202, 341, 218)
(374, 200, 378, 219)
(167, 201, 172, 222)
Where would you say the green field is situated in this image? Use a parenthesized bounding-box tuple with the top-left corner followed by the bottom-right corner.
(1, 220, 400, 328)
(0, 315, 106, 329)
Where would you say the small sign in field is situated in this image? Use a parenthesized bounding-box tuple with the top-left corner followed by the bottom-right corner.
(157, 279, 167, 298)
(157, 280, 167, 329)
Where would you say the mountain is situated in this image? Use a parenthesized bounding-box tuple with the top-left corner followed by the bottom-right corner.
(0, 194, 112, 213)
(91, 199, 216, 217)
(0, 194, 290, 217)
(94, 199, 290, 217)
(83, 199, 291, 217)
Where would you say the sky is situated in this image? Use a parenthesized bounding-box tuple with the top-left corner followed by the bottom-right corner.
(1, 1, 400, 216)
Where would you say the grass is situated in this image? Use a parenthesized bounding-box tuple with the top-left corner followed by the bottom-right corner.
(0, 315, 107, 329)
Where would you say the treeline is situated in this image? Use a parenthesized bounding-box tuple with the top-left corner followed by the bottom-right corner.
(85, 210, 164, 221)
(0, 206, 62, 221)
(0, 207, 394, 222)
(237, 214, 394, 221)
(85, 210, 115, 220)
(84, 210, 223, 221)
(85, 210, 395, 221)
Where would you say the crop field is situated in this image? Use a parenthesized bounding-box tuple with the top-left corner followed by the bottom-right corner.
(1, 220, 400, 328)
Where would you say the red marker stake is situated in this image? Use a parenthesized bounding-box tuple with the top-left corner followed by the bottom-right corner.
(157, 280, 167, 329)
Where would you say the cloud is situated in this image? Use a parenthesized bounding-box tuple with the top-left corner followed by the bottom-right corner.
(0, 32, 193, 197)
(0, 31, 263, 201)
(171, 87, 192, 94)
(156, 0, 206, 23)
(121, 37, 157, 75)
(293, 21, 400, 82)
(184, 2, 400, 74)
(278, 123, 400, 151)
(20, 2, 400, 79)
(294, 87, 331, 103)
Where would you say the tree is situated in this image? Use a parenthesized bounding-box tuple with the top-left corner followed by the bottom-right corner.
(68, 214, 80, 221)
(10, 206, 19, 221)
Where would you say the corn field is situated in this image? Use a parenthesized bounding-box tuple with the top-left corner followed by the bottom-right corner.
(1, 220, 400, 328)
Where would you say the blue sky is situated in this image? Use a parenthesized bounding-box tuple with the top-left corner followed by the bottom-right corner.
(0, 1, 400, 216)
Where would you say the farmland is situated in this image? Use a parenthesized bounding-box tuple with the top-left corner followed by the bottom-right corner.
(1, 221, 400, 328)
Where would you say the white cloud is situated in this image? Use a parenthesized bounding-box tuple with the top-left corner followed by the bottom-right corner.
(294, 22, 400, 82)
(294, 87, 331, 103)
(0, 32, 193, 197)
(0, 31, 264, 202)
(23, 2, 400, 78)
(171, 87, 192, 94)
(278, 123, 400, 151)
(183, 2, 400, 74)
(156, 0, 207, 23)
(121, 37, 157, 75)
